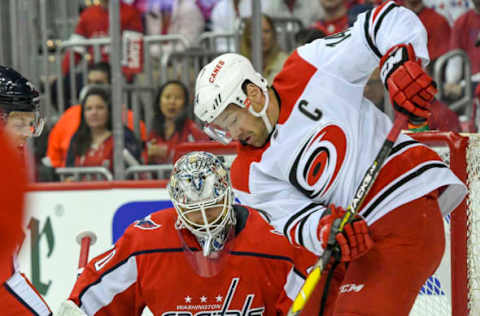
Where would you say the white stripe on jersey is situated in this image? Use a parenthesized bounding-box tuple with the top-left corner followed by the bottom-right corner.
(5, 272, 51, 315)
(362, 1, 399, 58)
(80, 256, 138, 315)
(283, 203, 324, 246)
(284, 267, 306, 301)
(367, 0, 399, 43)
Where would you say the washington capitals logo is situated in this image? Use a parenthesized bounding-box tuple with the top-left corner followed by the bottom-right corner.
(163, 278, 265, 316)
(134, 215, 161, 230)
(289, 124, 347, 199)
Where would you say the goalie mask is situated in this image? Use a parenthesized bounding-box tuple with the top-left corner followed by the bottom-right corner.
(194, 53, 272, 144)
(168, 151, 235, 260)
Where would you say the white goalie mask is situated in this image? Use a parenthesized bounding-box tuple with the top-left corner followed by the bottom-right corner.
(168, 151, 235, 257)
(194, 53, 272, 144)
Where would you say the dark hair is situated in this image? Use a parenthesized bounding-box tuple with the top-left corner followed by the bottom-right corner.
(88, 61, 111, 83)
(151, 80, 189, 140)
(73, 87, 112, 157)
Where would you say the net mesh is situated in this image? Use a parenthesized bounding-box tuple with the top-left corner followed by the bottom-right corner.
(466, 134, 480, 314)
(410, 133, 480, 316)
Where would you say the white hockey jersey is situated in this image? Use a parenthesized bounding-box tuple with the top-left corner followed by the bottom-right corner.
(230, 1, 467, 256)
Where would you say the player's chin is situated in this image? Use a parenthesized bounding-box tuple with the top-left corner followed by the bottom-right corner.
(241, 136, 259, 147)
(253, 136, 269, 148)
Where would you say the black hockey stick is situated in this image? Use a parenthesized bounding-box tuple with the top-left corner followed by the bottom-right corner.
(287, 113, 408, 316)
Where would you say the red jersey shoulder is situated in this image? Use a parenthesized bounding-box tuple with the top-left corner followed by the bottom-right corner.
(123, 208, 180, 250)
(230, 145, 268, 193)
(77, 5, 106, 28)
(273, 50, 318, 124)
(120, 3, 143, 32)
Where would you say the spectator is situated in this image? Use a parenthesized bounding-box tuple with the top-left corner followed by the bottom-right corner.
(211, 0, 322, 52)
(423, 0, 472, 25)
(263, 0, 324, 29)
(146, 80, 209, 164)
(295, 28, 326, 46)
(240, 14, 289, 84)
(57, 151, 320, 315)
(85, 61, 111, 86)
(445, 0, 480, 100)
(346, 0, 386, 26)
(144, 0, 205, 56)
(211, 0, 324, 35)
(210, 0, 253, 34)
(65, 87, 142, 173)
(46, 62, 147, 168)
(210, 0, 257, 52)
(311, 0, 349, 35)
(195, 0, 221, 30)
(403, 0, 451, 71)
(61, 0, 143, 76)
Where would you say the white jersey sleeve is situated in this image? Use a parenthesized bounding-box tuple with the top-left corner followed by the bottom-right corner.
(298, 1, 429, 89)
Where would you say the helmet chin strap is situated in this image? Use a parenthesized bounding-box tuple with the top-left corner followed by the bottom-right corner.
(247, 88, 273, 134)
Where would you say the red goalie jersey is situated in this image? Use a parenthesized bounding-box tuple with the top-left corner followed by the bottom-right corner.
(68, 206, 319, 315)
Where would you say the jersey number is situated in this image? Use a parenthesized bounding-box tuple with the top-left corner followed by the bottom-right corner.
(325, 30, 351, 47)
(299, 99, 322, 121)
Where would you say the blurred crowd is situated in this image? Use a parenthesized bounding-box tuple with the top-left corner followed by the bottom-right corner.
(31, 0, 480, 182)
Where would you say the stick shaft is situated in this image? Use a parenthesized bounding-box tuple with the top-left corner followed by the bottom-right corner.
(76, 236, 92, 278)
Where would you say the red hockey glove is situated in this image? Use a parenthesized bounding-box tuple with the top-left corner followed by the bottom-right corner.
(379, 44, 437, 125)
(318, 205, 374, 262)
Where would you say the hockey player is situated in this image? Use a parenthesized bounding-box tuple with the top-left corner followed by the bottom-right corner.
(0, 66, 44, 150)
(57, 151, 320, 316)
(0, 65, 51, 314)
(0, 129, 27, 283)
(193, 1, 467, 314)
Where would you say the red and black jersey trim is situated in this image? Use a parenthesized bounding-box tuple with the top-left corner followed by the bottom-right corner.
(389, 140, 418, 156)
(360, 162, 447, 219)
(297, 211, 317, 248)
(373, 2, 399, 40)
(364, 10, 382, 58)
(283, 203, 324, 246)
(363, 0, 399, 58)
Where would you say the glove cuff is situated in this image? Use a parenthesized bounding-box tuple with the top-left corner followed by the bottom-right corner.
(379, 43, 417, 87)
